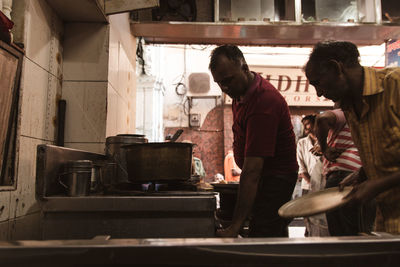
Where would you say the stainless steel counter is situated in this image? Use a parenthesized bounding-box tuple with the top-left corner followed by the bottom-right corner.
(1, 235, 400, 266)
(40, 195, 216, 240)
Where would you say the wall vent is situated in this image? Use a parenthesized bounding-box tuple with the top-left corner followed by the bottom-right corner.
(188, 72, 210, 95)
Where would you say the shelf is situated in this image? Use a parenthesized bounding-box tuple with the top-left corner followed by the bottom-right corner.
(131, 22, 400, 46)
(46, 0, 107, 23)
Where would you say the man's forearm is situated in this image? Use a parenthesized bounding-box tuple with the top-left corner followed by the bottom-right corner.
(374, 171, 400, 195)
(316, 124, 329, 152)
(230, 170, 260, 232)
(315, 112, 336, 153)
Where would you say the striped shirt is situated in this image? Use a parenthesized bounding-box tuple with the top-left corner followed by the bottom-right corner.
(343, 66, 400, 234)
(324, 109, 362, 176)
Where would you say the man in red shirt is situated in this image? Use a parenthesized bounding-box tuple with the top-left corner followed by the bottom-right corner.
(209, 45, 298, 237)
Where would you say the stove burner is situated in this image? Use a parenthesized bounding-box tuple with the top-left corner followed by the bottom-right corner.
(103, 180, 204, 196)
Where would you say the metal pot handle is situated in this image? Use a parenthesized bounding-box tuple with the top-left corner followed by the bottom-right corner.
(58, 172, 69, 189)
(105, 146, 128, 176)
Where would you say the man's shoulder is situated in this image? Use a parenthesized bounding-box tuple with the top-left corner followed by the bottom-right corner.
(256, 78, 287, 105)
(378, 67, 400, 83)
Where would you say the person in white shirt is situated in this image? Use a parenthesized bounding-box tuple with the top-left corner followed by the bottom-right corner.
(296, 115, 329, 237)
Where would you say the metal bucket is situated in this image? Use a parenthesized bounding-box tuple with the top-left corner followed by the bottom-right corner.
(59, 160, 92, 196)
(124, 142, 193, 183)
(105, 134, 148, 185)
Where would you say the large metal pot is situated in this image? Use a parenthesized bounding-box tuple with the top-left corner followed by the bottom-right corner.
(124, 142, 193, 183)
(105, 134, 148, 184)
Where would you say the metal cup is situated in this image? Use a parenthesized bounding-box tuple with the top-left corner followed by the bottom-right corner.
(59, 160, 92, 196)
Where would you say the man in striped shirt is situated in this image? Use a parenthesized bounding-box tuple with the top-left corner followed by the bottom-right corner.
(305, 41, 400, 234)
(314, 109, 374, 235)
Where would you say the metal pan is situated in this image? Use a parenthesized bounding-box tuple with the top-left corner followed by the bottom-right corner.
(124, 142, 193, 183)
(278, 186, 353, 218)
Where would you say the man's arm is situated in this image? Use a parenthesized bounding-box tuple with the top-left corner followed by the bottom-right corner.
(314, 111, 336, 153)
(297, 139, 310, 183)
(315, 111, 346, 161)
(216, 156, 263, 237)
(344, 170, 400, 204)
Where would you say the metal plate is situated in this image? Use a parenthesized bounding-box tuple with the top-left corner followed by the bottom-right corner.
(278, 186, 353, 218)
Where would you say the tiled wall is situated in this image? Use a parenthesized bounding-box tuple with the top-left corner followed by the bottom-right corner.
(0, 3, 137, 240)
(0, 0, 64, 240)
(106, 13, 137, 138)
(62, 23, 109, 153)
(62, 13, 137, 153)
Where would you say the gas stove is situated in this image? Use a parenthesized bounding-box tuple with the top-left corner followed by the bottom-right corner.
(36, 145, 217, 239)
(101, 180, 213, 196)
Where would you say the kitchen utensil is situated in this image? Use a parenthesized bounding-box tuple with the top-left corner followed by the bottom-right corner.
(124, 142, 193, 183)
(169, 129, 183, 142)
(90, 161, 103, 193)
(105, 134, 148, 185)
(59, 160, 92, 196)
(278, 186, 353, 218)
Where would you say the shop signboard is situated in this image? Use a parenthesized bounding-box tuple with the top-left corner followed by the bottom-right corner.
(250, 65, 334, 107)
(386, 39, 400, 67)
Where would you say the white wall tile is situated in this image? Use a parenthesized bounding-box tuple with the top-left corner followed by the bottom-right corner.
(106, 82, 118, 137)
(19, 59, 49, 140)
(19, 59, 61, 141)
(116, 95, 130, 134)
(117, 43, 130, 101)
(62, 81, 107, 143)
(107, 56, 136, 136)
(0, 192, 10, 223)
(63, 23, 109, 81)
(8, 212, 41, 240)
(46, 75, 62, 142)
(49, 21, 64, 80)
(108, 35, 119, 90)
(9, 136, 43, 219)
(0, 220, 9, 240)
(24, 0, 63, 77)
(108, 13, 136, 68)
(107, 13, 137, 135)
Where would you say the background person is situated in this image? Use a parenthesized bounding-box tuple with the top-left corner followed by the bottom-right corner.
(297, 115, 315, 196)
(297, 114, 328, 237)
(224, 149, 241, 183)
(313, 109, 374, 235)
(182, 140, 206, 182)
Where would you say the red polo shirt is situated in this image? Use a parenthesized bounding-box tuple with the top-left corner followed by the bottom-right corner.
(232, 72, 298, 176)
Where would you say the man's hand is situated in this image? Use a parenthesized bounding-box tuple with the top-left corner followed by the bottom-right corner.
(323, 147, 345, 162)
(339, 169, 363, 190)
(299, 172, 311, 183)
(232, 168, 242, 176)
(310, 143, 322, 156)
(343, 179, 380, 204)
(343, 171, 400, 205)
(216, 225, 239, 237)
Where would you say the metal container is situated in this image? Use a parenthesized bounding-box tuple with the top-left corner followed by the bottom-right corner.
(124, 142, 193, 183)
(105, 134, 148, 184)
(60, 160, 92, 196)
